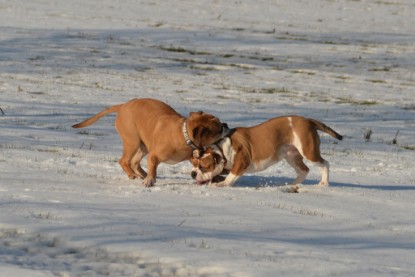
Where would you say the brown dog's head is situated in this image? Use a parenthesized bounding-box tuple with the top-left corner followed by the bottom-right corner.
(190, 147, 225, 185)
(187, 112, 230, 148)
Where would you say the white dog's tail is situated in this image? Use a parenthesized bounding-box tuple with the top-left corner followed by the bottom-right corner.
(309, 119, 343, 140)
(72, 104, 123, 128)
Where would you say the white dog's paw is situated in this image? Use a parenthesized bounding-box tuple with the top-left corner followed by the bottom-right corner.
(290, 185, 300, 193)
(318, 181, 329, 186)
(286, 185, 300, 193)
(281, 184, 301, 193)
(210, 181, 229, 187)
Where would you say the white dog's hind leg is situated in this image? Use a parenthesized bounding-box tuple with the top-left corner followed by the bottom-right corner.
(315, 160, 330, 186)
(285, 151, 309, 185)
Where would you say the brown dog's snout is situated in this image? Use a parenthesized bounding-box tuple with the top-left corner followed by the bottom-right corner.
(191, 171, 197, 179)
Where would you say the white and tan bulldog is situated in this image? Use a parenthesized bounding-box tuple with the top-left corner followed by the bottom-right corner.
(73, 98, 230, 186)
(191, 116, 343, 192)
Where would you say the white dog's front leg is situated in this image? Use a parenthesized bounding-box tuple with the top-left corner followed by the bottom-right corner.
(213, 173, 240, 187)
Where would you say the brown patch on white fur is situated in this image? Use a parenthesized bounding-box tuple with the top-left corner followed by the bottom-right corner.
(191, 148, 226, 185)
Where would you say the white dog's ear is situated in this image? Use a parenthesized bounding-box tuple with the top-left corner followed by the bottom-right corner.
(193, 149, 204, 159)
(212, 152, 225, 166)
(211, 152, 225, 176)
(211, 152, 220, 163)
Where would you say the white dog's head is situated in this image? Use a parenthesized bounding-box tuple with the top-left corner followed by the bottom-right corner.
(190, 147, 225, 185)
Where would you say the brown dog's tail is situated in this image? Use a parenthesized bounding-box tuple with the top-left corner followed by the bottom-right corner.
(72, 104, 123, 128)
(309, 118, 343, 140)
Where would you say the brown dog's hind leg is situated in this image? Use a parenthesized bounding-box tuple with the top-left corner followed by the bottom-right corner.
(119, 143, 141, 179)
(115, 117, 144, 180)
(131, 145, 148, 179)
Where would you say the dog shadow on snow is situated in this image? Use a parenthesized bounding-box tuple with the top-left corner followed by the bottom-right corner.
(232, 175, 415, 191)
(231, 175, 317, 189)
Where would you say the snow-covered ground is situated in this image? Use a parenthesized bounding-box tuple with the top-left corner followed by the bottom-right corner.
(1, 0, 415, 276)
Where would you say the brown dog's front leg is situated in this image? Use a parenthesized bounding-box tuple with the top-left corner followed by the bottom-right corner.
(142, 154, 159, 187)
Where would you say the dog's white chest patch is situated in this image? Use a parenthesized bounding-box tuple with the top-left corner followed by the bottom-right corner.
(247, 158, 275, 173)
(218, 138, 235, 170)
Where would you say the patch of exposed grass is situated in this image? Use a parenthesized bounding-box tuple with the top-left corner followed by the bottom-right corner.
(305, 92, 331, 103)
(374, 1, 402, 5)
(28, 211, 62, 221)
(247, 87, 294, 94)
(368, 67, 391, 72)
(402, 105, 415, 110)
(37, 148, 61, 153)
(335, 97, 379, 106)
(333, 75, 352, 80)
(261, 88, 292, 94)
(366, 79, 387, 84)
(359, 100, 379, 105)
(290, 69, 316, 75)
(228, 63, 256, 70)
(159, 46, 211, 56)
(76, 130, 106, 136)
(276, 32, 308, 42)
(151, 22, 164, 27)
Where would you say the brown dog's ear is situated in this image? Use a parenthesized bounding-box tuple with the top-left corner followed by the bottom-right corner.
(193, 127, 209, 147)
(189, 111, 204, 117)
(192, 127, 199, 138)
(191, 127, 202, 147)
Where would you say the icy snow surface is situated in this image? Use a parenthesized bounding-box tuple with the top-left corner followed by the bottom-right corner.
(1, 0, 415, 276)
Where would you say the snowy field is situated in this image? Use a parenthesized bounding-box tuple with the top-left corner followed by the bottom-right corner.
(1, 0, 415, 276)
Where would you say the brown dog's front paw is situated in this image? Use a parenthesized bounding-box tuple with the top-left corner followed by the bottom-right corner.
(142, 177, 155, 187)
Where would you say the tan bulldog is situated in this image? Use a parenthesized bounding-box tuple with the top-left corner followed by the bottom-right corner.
(191, 116, 342, 192)
(73, 98, 230, 186)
